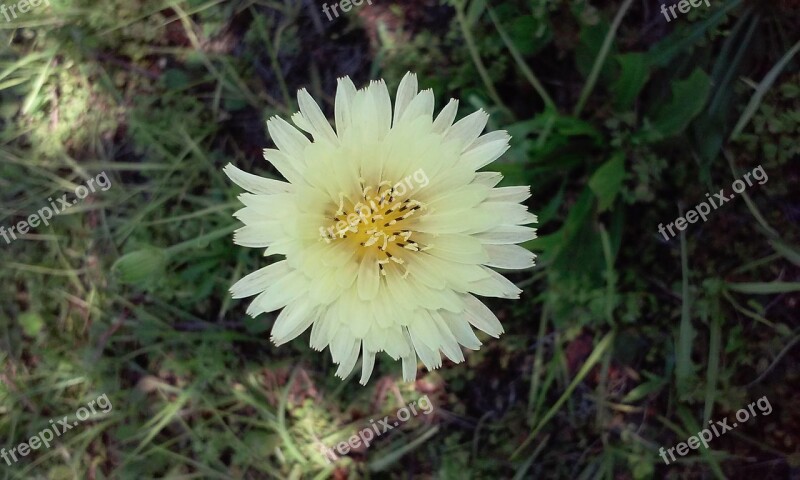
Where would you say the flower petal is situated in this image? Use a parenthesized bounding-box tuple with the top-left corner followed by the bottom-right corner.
(393, 72, 418, 125)
(488, 186, 531, 203)
(444, 109, 489, 152)
(230, 260, 290, 299)
(298, 88, 338, 145)
(359, 351, 377, 385)
(462, 294, 504, 337)
(272, 301, 316, 346)
(483, 244, 537, 269)
(335, 76, 357, 138)
(432, 98, 459, 134)
(475, 225, 538, 244)
(223, 163, 293, 195)
(267, 116, 311, 163)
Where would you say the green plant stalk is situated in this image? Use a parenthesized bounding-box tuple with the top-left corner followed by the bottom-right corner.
(165, 224, 239, 256)
(573, 0, 635, 116)
(486, 5, 556, 111)
(675, 218, 694, 397)
(527, 304, 549, 417)
(703, 297, 721, 424)
(454, 0, 509, 112)
(723, 149, 780, 238)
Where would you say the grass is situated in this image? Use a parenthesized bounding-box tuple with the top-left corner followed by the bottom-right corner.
(1, 0, 799, 478)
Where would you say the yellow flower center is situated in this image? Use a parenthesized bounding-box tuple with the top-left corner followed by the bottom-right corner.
(320, 180, 427, 275)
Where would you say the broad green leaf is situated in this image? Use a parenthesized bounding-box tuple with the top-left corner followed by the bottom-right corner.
(611, 53, 650, 111)
(640, 68, 711, 142)
(589, 152, 626, 212)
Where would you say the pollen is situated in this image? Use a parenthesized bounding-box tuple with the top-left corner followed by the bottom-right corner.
(320, 183, 427, 272)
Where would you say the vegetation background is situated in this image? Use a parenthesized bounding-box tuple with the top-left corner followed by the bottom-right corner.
(1, 0, 799, 478)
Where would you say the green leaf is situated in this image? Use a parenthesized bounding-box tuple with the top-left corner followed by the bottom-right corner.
(550, 188, 607, 282)
(507, 15, 550, 56)
(575, 21, 617, 85)
(161, 69, 190, 90)
(243, 315, 271, 334)
(646, 0, 743, 67)
(112, 247, 169, 285)
(640, 68, 711, 142)
(726, 282, 800, 294)
(19, 311, 44, 337)
(770, 239, 800, 266)
(621, 377, 667, 403)
(589, 152, 626, 212)
(611, 53, 650, 111)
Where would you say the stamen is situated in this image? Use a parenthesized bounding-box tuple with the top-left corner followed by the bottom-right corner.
(386, 202, 402, 214)
(401, 209, 417, 220)
(336, 193, 345, 216)
(321, 180, 426, 276)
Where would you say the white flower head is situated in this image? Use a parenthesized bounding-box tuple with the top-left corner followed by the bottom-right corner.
(224, 72, 537, 385)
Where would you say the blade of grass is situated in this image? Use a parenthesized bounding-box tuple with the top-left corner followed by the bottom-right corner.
(512, 434, 549, 480)
(721, 289, 784, 333)
(703, 295, 721, 424)
(21, 48, 56, 114)
(726, 282, 800, 294)
(527, 304, 548, 417)
(675, 406, 726, 479)
(730, 38, 800, 138)
(453, 0, 509, 113)
(573, 0, 635, 116)
(744, 333, 800, 388)
(511, 331, 615, 459)
(368, 426, 440, 472)
(675, 212, 695, 398)
(486, 5, 555, 111)
(723, 149, 780, 238)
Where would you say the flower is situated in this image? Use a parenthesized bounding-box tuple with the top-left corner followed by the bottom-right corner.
(224, 72, 537, 385)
